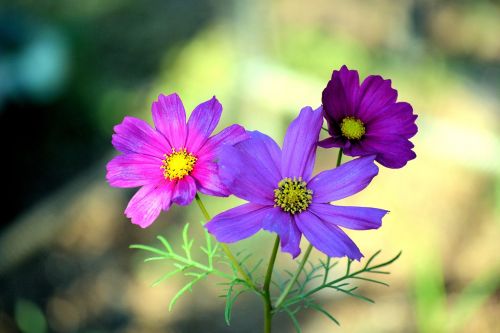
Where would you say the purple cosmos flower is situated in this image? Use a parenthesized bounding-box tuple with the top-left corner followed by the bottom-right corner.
(106, 93, 248, 228)
(320, 65, 418, 169)
(206, 106, 387, 259)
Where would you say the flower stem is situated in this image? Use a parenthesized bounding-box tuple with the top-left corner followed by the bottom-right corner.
(323, 148, 343, 284)
(194, 193, 258, 291)
(263, 236, 280, 333)
(274, 243, 313, 310)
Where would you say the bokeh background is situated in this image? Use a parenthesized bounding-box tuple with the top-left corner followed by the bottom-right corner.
(1, 0, 499, 332)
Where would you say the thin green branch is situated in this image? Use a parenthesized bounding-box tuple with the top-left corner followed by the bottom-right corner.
(194, 193, 259, 292)
(274, 244, 313, 310)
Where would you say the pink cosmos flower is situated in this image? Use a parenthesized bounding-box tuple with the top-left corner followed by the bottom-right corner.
(106, 93, 248, 228)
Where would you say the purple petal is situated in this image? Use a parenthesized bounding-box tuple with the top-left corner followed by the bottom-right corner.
(295, 211, 362, 260)
(205, 203, 271, 243)
(281, 106, 323, 180)
(112, 116, 170, 158)
(361, 134, 416, 169)
(196, 124, 249, 159)
(151, 93, 188, 148)
(318, 136, 346, 149)
(357, 75, 397, 121)
(218, 131, 281, 205)
(262, 208, 302, 258)
(186, 96, 222, 153)
(366, 102, 418, 138)
(308, 156, 378, 203)
(106, 153, 163, 188)
(125, 182, 175, 228)
(309, 203, 387, 230)
(191, 159, 229, 197)
(322, 65, 360, 121)
(171, 175, 197, 206)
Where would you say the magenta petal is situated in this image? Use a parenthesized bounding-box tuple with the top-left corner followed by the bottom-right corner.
(191, 159, 229, 197)
(125, 183, 174, 228)
(106, 153, 163, 188)
(186, 96, 222, 153)
(262, 208, 302, 258)
(281, 106, 323, 180)
(151, 93, 188, 148)
(112, 116, 170, 158)
(295, 211, 362, 260)
(218, 131, 281, 205)
(196, 124, 249, 159)
(308, 156, 378, 203)
(309, 203, 387, 230)
(171, 176, 197, 206)
(322, 65, 360, 121)
(357, 75, 397, 120)
(205, 203, 271, 243)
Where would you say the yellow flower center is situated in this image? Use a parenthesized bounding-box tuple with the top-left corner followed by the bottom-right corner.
(161, 148, 197, 181)
(340, 117, 365, 140)
(274, 177, 313, 214)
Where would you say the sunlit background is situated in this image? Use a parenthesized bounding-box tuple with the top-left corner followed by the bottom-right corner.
(1, 0, 499, 332)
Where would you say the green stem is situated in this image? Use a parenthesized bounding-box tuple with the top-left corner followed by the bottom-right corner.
(274, 243, 313, 310)
(194, 193, 258, 291)
(323, 148, 343, 284)
(263, 236, 280, 333)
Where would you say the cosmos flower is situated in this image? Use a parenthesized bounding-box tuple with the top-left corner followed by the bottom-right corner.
(206, 106, 387, 259)
(106, 93, 248, 228)
(320, 65, 418, 168)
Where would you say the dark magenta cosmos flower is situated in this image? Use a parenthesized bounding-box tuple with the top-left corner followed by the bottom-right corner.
(206, 106, 387, 259)
(106, 93, 248, 228)
(320, 65, 418, 168)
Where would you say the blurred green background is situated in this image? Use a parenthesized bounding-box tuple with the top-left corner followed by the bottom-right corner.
(0, 0, 499, 332)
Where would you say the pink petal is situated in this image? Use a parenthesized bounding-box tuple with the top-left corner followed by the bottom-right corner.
(186, 96, 222, 153)
(106, 153, 163, 188)
(171, 175, 197, 206)
(125, 182, 175, 228)
(151, 93, 188, 148)
(112, 116, 170, 158)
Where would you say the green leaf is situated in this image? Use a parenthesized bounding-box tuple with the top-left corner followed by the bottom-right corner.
(306, 302, 340, 326)
(151, 267, 184, 287)
(224, 282, 249, 325)
(169, 273, 208, 311)
(284, 307, 302, 333)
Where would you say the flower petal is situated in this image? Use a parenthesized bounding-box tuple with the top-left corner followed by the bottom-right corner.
(171, 175, 197, 206)
(186, 96, 222, 153)
(191, 159, 229, 197)
(151, 93, 187, 148)
(112, 116, 170, 158)
(295, 211, 362, 260)
(125, 182, 174, 228)
(218, 131, 281, 205)
(357, 75, 397, 121)
(262, 208, 302, 258)
(366, 102, 418, 138)
(361, 134, 416, 169)
(106, 153, 163, 188)
(322, 65, 360, 121)
(281, 106, 323, 180)
(309, 203, 387, 230)
(196, 124, 249, 159)
(205, 203, 271, 243)
(308, 156, 378, 203)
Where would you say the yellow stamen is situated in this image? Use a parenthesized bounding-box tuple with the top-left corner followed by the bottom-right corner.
(340, 117, 365, 140)
(161, 148, 197, 181)
(274, 177, 313, 214)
